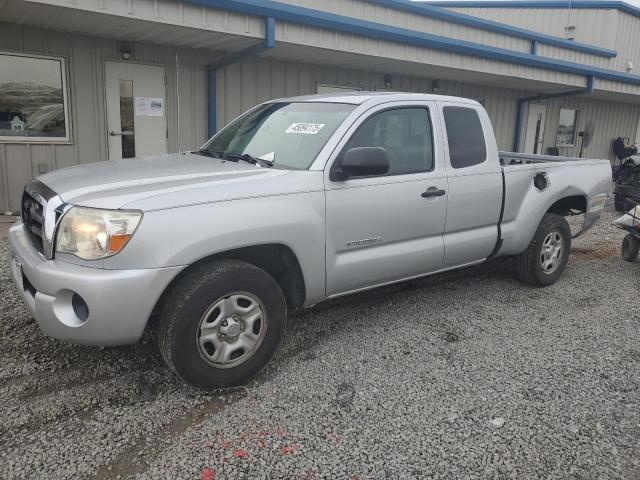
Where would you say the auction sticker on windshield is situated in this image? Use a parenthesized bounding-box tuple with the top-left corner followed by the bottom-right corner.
(285, 123, 325, 135)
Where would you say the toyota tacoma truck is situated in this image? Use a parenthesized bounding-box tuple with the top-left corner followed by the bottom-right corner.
(8, 93, 611, 389)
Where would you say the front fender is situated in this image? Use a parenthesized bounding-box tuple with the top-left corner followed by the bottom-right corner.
(104, 191, 327, 305)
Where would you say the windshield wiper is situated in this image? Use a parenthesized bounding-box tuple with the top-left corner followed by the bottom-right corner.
(193, 149, 274, 167)
(222, 152, 274, 168)
(193, 148, 222, 159)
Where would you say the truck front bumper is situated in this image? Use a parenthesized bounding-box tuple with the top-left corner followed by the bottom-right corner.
(8, 223, 184, 346)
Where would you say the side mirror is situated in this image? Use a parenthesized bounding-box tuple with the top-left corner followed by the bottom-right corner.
(331, 147, 390, 181)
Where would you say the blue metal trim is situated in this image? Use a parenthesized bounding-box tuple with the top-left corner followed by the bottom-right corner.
(264, 16, 276, 48)
(512, 76, 596, 151)
(425, 0, 640, 18)
(186, 0, 640, 86)
(207, 16, 276, 136)
(530, 40, 538, 55)
(368, 0, 616, 58)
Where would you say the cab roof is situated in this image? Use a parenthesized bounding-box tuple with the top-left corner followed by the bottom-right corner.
(269, 91, 481, 106)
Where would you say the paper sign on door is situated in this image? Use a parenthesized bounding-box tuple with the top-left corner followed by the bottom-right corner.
(135, 97, 164, 117)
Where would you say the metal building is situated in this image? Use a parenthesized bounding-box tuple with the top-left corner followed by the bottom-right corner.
(1, 0, 640, 213)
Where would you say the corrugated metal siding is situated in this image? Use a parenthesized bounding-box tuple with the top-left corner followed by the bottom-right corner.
(533, 95, 639, 160)
(2, 22, 638, 211)
(0, 23, 210, 212)
(26, 0, 621, 76)
(448, 6, 618, 50)
(278, 0, 530, 54)
(214, 56, 527, 150)
(613, 11, 640, 76)
(281, 0, 623, 71)
(447, 6, 640, 74)
(597, 78, 640, 97)
(276, 21, 586, 89)
(215, 56, 639, 161)
(23, 0, 265, 41)
(24, 0, 640, 87)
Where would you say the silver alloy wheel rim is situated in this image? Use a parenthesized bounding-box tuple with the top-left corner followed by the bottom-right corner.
(196, 292, 268, 369)
(540, 230, 564, 274)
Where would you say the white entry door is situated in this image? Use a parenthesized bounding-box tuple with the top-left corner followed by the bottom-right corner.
(105, 61, 167, 160)
(523, 103, 547, 154)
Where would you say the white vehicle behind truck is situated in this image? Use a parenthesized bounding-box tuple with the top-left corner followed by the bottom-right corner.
(8, 93, 611, 389)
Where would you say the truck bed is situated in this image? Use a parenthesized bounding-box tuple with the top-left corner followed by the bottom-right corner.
(496, 151, 612, 257)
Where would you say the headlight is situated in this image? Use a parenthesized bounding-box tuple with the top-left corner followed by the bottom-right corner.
(56, 207, 142, 260)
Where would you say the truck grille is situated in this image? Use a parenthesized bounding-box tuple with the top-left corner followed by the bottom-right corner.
(21, 190, 45, 255)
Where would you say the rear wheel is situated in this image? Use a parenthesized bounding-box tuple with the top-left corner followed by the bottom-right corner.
(158, 260, 287, 390)
(514, 213, 571, 287)
(621, 234, 640, 262)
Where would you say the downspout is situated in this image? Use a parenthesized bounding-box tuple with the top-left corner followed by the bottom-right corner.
(512, 75, 595, 152)
(207, 17, 276, 137)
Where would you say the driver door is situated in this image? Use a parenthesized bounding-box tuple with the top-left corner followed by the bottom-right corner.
(324, 102, 448, 296)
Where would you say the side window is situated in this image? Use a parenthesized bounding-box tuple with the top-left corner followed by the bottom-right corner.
(341, 107, 434, 176)
(443, 106, 487, 169)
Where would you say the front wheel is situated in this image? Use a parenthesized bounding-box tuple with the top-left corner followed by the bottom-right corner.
(514, 213, 571, 287)
(621, 234, 640, 262)
(158, 260, 287, 390)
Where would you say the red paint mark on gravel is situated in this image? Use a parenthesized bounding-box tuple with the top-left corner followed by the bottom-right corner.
(281, 444, 300, 454)
(233, 449, 248, 458)
(201, 468, 216, 480)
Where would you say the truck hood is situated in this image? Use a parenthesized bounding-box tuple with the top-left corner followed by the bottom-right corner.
(37, 152, 322, 210)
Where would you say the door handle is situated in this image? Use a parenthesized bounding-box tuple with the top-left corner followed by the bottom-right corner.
(109, 130, 134, 136)
(421, 187, 446, 198)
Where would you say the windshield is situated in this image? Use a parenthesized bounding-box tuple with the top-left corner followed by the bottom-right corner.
(202, 102, 356, 170)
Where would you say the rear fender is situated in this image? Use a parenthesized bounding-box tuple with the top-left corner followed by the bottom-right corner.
(499, 163, 610, 256)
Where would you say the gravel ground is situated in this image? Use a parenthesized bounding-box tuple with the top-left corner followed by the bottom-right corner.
(1, 202, 639, 479)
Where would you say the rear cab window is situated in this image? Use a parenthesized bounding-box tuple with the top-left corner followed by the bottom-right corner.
(442, 106, 487, 169)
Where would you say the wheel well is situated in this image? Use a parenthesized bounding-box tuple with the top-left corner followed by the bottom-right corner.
(547, 195, 587, 216)
(149, 244, 306, 325)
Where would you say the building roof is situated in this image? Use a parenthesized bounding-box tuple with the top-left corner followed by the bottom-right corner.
(422, 0, 640, 19)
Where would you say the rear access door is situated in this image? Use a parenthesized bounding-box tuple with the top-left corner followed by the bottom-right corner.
(437, 101, 503, 267)
(324, 101, 448, 296)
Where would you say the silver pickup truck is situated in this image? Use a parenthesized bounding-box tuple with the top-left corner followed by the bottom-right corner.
(8, 93, 611, 389)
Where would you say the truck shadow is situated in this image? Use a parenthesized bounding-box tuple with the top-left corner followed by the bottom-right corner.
(271, 257, 515, 367)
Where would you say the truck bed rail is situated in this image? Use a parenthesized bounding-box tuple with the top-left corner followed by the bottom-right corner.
(499, 151, 593, 166)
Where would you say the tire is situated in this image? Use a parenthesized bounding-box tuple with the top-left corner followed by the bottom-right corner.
(621, 234, 640, 262)
(514, 213, 572, 287)
(158, 260, 287, 390)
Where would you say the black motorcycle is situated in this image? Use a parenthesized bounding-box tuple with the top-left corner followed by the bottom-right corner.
(612, 137, 640, 212)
